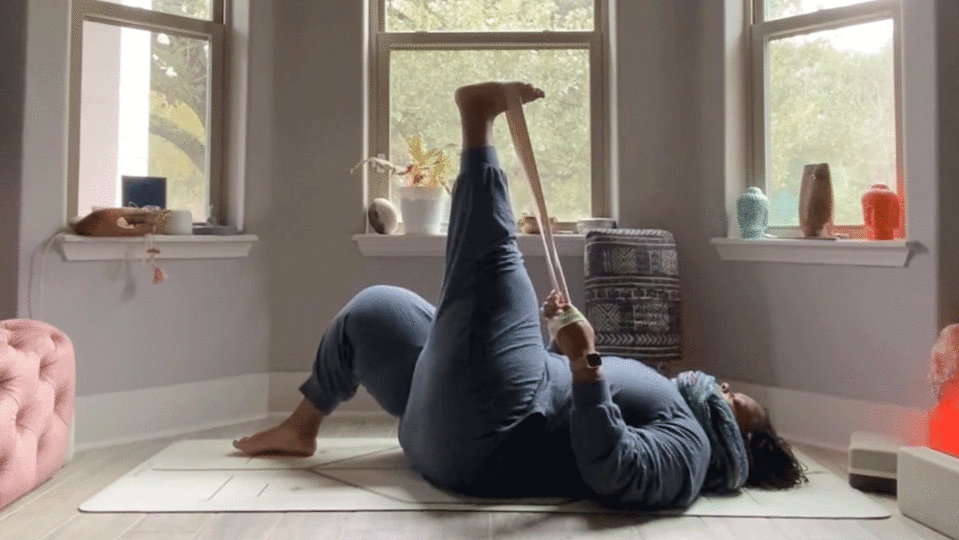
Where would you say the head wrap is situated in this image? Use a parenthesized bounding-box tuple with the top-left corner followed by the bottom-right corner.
(675, 370, 749, 493)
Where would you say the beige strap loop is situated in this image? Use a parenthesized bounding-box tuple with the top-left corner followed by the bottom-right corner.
(504, 85, 570, 302)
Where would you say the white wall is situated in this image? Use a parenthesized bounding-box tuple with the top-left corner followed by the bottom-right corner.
(937, 0, 959, 328)
(0, 0, 27, 320)
(8, 0, 953, 445)
(267, 0, 950, 428)
(14, 0, 274, 397)
(265, 0, 591, 374)
(693, 0, 943, 415)
(266, 0, 379, 373)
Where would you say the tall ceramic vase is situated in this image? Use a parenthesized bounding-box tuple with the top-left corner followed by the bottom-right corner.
(799, 163, 833, 237)
(736, 187, 769, 239)
(399, 185, 447, 235)
(861, 183, 901, 240)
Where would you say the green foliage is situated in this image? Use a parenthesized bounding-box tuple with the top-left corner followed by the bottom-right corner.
(766, 20, 897, 226)
(387, 0, 594, 222)
(764, 0, 869, 21)
(386, 0, 592, 31)
(149, 0, 210, 19)
(143, 0, 212, 220)
(764, 0, 805, 20)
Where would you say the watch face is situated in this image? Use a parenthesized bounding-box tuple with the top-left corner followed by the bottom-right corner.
(586, 353, 602, 367)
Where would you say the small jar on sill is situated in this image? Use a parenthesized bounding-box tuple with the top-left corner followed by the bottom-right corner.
(736, 187, 769, 240)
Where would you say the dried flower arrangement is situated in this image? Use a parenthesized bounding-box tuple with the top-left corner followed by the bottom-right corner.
(351, 135, 457, 195)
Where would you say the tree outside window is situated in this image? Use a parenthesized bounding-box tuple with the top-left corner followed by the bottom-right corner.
(374, 0, 607, 229)
(72, 0, 224, 223)
(753, 0, 901, 234)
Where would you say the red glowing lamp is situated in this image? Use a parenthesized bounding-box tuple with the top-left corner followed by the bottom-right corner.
(928, 324, 959, 458)
(928, 379, 959, 458)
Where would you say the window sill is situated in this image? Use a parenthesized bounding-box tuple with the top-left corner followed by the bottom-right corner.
(710, 238, 915, 267)
(58, 234, 258, 261)
(353, 233, 586, 257)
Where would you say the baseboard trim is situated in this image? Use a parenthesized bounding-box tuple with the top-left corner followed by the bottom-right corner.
(723, 378, 930, 453)
(71, 372, 931, 455)
(73, 372, 388, 453)
(73, 373, 269, 453)
(268, 371, 384, 414)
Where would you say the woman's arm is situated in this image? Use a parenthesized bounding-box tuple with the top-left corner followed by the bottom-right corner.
(568, 381, 696, 507)
(542, 292, 698, 507)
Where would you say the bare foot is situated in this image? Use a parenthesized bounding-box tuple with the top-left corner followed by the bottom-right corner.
(232, 423, 317, 457)
(454, 81, 545, 121)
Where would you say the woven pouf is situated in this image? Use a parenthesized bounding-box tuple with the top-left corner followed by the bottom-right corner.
(583, 229, 683, 376)
(0, 319, 75, 510)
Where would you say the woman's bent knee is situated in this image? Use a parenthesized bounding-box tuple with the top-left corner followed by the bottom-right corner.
(346, 286, 430, 329)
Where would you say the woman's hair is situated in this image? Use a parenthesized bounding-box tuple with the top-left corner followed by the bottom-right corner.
(742, 412, 810, 490)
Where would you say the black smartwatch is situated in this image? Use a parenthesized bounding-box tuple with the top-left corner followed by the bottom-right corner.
(585, 352, 602, 367)
(572, 352, 603, 371)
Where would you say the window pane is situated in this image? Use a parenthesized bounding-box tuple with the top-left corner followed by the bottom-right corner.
(100, 0, 213, 21)
(764, 0, 878, 21)
(78, 21, 210, 221)
(385, 0, 593, 31)
(765, 19, 896, 227)
(390, 49, 592, 224)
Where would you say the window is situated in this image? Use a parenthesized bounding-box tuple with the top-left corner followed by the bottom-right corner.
(750, 0, 902, 238)
(68, 0, 227, 224)
(368, 0, 611, 232)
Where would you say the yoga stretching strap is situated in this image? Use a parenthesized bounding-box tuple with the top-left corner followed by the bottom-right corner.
(504, 85, 570, 303)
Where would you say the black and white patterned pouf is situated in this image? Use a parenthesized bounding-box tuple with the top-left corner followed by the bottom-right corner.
(583, 229, 682, 376)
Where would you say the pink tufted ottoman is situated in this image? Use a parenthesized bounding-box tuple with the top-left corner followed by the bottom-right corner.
(0, 319, 75, 511)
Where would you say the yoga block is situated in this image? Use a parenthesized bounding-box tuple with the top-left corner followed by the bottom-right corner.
(848, 431, 903, 494)
(0, 320, 75, 510)
(898, 446, 959, 540)
(583, 229, 682, 375)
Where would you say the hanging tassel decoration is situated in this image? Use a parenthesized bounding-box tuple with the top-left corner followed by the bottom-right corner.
(145, 246, 166, 284)
(152, 263, 167, 284)
(141, 210, 172, 285)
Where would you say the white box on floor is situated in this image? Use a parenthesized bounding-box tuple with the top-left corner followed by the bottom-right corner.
(848, 431, 903, 494)
(898, 446, 959, 540)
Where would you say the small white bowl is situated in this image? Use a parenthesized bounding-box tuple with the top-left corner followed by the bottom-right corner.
(576, 218, 617, 234)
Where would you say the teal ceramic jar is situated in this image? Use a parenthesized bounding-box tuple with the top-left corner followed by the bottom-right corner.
(737, 187, 769, 239)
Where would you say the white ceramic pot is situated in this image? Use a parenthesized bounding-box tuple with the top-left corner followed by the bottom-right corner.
(161, 209, 193, 235)
(398, 185, 447, 235)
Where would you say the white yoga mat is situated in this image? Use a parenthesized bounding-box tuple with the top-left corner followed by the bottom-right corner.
(80, 438, 890, 517)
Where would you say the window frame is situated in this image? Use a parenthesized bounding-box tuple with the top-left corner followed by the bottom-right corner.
(748, 0, 904, 239)
(67, 0, 229, 225)
(366, 0, 612, 233)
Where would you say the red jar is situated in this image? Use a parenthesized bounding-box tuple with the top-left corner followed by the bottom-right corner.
(861, 183, 901, 240)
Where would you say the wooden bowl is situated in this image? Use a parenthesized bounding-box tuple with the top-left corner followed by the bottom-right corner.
(517, 216, 559, 234)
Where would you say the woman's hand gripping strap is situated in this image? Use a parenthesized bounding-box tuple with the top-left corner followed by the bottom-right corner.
(542, 305, 588, 344)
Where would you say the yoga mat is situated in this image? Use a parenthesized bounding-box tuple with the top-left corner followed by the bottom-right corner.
(80, 438, 890, 517)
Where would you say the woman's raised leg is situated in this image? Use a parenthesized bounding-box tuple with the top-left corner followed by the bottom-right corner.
(398, 82, 558, 493)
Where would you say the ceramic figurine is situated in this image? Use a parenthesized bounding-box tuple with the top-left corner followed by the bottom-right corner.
(367, 198, 398, 234)
(799, 163, 833, 237)
(736, 187, 770, 239)
(861, 183, 901, 240)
